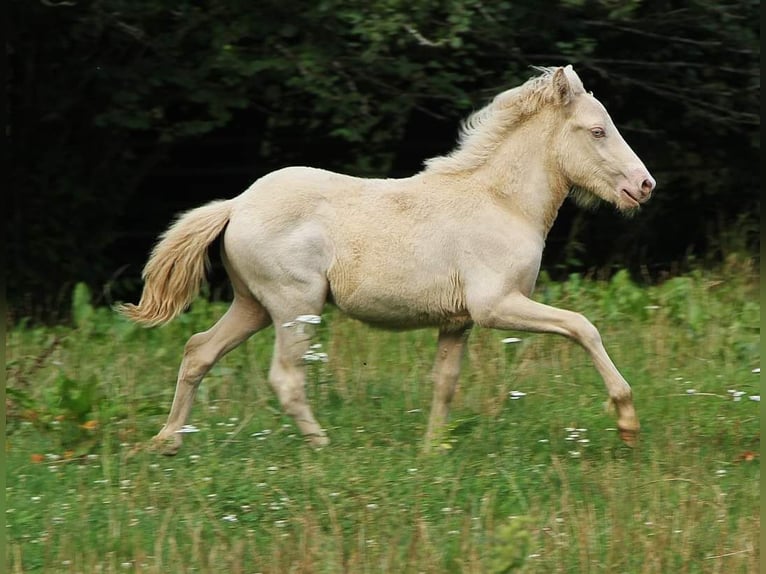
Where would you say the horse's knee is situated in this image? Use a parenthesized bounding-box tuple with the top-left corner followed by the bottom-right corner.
(568, 313, 602, 349)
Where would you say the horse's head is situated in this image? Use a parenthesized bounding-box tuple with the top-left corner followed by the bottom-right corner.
(550, 66, 655, 212)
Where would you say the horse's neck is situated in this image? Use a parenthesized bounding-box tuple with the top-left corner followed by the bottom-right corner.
(471, 130, 569, 237)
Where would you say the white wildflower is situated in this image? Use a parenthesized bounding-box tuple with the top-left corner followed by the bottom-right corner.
(302, 350, 329, 363)
(283, 314, 322, 328)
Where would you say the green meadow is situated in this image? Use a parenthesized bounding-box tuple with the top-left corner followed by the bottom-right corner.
(6, 259, 760, 573)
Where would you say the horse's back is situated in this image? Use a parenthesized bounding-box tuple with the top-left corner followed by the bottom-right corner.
(242, 165, 368, 200)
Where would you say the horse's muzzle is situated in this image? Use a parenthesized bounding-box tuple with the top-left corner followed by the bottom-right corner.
(620, 170, 655, 206)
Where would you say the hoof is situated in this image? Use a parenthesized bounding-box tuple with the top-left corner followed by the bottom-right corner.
(421, 435, 453, 455)
(149, 434, 182, 456)
(306, 434, 330, 449)
(618, 427, 639, 447)
(433, 443, 454, 455)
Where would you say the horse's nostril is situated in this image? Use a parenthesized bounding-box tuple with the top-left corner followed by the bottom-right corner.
(641, 178, 655, 195)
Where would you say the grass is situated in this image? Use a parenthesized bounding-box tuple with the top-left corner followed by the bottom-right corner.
(5, 257, 761, 573)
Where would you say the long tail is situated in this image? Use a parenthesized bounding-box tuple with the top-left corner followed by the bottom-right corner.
(117, 199, 233, 326)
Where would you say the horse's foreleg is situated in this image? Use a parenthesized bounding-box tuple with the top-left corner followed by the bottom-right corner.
(476, 293, 639, 446)
(424, 327, 471, 452)
(269, 324, 329, 448)
(153, 297, 270, 455)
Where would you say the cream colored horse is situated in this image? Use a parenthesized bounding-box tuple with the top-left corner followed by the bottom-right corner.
(120, 66, 655, 455)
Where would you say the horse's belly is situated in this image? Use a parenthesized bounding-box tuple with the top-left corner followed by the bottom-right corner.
(328, 267, 470, 330)
(337, 297, 471, 330)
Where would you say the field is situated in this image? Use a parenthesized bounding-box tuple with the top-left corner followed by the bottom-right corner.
(6, 260, 761, 573)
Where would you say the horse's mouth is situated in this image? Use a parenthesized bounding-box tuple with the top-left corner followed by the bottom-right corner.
(620, 188, 642, 208)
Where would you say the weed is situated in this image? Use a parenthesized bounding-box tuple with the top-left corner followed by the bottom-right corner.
(5, 268, 760, 573)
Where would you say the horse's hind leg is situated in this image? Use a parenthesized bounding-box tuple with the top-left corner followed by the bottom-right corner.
(268, 316, 329, 448)
(153, 296, 271, 455)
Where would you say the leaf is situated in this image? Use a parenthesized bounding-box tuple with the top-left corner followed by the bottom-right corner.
(57, 374, 100, 422)
(71, 283, 94, 330)
(489, 517, 533, 573)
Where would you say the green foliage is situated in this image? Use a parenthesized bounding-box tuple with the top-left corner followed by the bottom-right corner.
(6, 284, 141, 454)
(71, 283, 95, 331)
(6, 371, 105, 455)
(488, 516, 533, 573)
(53, 373, 104, 452)
(602, 268, 648, 320)
(658, 276, 704, 334)
(9, 0, 760, 319)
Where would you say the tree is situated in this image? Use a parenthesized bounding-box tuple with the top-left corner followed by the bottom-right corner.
(8, 0, 759, 315)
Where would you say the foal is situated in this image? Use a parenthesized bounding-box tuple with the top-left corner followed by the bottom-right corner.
(120, 66, 655, 454)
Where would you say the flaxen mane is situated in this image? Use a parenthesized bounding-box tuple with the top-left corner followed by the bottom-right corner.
(424, 67, 584, 175)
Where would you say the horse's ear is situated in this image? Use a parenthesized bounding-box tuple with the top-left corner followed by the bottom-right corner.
(552, 67, 573, 106)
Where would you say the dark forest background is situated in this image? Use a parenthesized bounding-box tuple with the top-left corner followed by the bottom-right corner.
(8, 0, 760, 319)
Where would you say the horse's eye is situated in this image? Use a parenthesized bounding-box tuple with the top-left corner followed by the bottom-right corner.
(590, 127, 606, 138)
